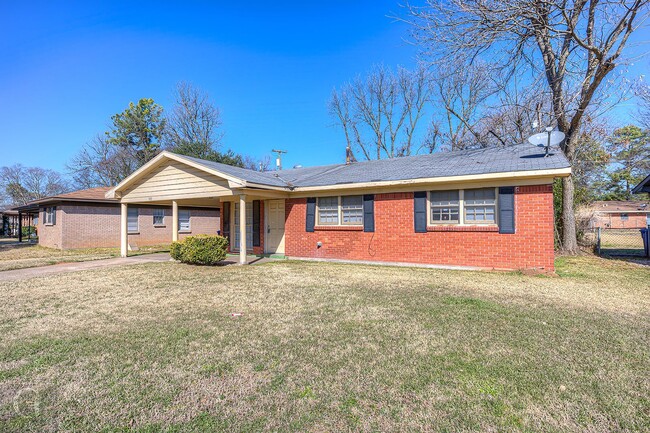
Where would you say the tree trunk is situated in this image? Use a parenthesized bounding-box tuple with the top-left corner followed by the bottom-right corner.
(561, 175, 579, 254)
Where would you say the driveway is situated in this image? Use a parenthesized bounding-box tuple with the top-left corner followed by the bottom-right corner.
(0, 253, 171, 282)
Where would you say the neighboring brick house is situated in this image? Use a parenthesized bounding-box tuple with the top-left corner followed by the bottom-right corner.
(14, 187, 220, 249)
(584, 201, 650, 229)
(106, 145, 571, 272)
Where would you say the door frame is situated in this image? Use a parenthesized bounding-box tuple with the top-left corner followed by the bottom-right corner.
(264, 199, 286, 254)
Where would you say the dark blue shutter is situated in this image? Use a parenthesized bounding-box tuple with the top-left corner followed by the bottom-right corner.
(222, 202, 230, 240)
(306, 198, 316, 232)
(498, 187, 515, 234)
(52, 206, 56, 225)
(414, 191, 427, 233)
(252, 200, 261, 247)
(363, 194, 374, 232)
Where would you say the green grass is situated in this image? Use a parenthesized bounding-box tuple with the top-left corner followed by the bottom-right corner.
(0, 255, 648, 432)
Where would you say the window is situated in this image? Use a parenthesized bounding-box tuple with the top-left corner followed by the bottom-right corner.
(428, 188, 497, 225)
(44, 207, 56, 225)
(233, 204, 252, 249)
(318, 197, 339, 225)
(179, 210, 191, 232)
(317, 196, 364, 226)
(153, 208, 165, 226)
(430, 190, 459, 223)
(127, 207, 139, 233)
(620, 213, 629, 221)
(464, 188, 496, 223)
(341, 196, 363, 225)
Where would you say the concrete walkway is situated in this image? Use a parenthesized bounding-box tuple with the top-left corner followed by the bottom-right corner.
(0, 253, 172, 282)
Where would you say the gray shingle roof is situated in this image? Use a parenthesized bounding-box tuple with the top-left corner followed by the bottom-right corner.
(180, 144, 570, 189)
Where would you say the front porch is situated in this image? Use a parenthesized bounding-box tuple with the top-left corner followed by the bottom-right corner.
(106, 152, 288, 264)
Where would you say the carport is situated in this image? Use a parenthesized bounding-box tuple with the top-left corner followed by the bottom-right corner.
(106, 152, 289, 264)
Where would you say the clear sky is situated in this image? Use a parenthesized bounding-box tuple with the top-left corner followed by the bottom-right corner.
(1, 2, 648, 174)
(0, 0, 418, 172)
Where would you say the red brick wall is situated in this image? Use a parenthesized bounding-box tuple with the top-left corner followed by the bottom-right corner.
(222, 200, 265, 255)
(591, 212, 648, 229)
(284, 185, 555, 271)
(39, 204, 220, 250)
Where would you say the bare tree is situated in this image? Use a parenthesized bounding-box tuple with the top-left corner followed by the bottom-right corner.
(164, 82, 224, 158)
(0, 165, 69, 206)
(406, 0, 649, 253)
(329, 65, 432, 159)
(67, 135, 139, 188)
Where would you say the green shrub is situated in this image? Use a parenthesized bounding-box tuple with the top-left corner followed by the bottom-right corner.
(170, 235, 228, 265)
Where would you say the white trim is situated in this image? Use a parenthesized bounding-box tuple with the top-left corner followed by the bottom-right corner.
(292, 168, 571, 193)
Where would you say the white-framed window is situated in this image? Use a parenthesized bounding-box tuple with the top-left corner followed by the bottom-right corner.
(44, 207, 56, 225)
(127, 207, 139, 233)
(317, 197, 340, 225)
(428, 188, 497, 225)
(430, 190, 460, 223)
(464, 188, 496, 224)
(341, 196, 363, 225)
(153, 208, 165, 226)
(317, 196, 363, 226)
(178, 210, 191, 232)
(620, 213, 629, 221)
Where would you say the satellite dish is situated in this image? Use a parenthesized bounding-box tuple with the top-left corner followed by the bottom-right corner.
(527, 127, 565, 157)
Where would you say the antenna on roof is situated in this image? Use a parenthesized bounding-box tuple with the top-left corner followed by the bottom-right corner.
(272, 149, 287, 170)
(527, 126, 565, 157)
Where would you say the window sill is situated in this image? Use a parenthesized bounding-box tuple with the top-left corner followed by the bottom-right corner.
(44, 223, 55, 227)
(427, 225, 499, 232)
(314, 225, 364, 231)
(128, 232, 139, 235)
(178, 230, 192, 234)
(153, 225, 166, 228)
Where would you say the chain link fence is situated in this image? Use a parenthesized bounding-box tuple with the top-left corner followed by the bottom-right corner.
(587, 227, 650, 257)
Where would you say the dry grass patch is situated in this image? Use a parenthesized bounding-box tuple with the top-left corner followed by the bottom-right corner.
(0, 244, 169, 272)
(0, 255, 648, 432)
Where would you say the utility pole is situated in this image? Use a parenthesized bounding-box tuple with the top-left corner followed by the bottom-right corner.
(272, 149, 287, 171)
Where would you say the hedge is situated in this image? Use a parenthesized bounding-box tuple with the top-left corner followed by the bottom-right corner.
(170, 235, 228, 265)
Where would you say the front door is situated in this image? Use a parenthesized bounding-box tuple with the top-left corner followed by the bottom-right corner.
(265, 200, 285, 254)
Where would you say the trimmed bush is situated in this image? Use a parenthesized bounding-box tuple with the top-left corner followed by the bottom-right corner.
(170, 235, 228, 265)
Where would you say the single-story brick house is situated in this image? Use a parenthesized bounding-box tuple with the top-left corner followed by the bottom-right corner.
(105, 144, 571, 271)
(13, 187, 220, 249)
(583, 200, 650, 229)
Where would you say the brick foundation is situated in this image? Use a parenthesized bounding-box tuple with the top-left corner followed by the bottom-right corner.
(284, 185, 555, 272)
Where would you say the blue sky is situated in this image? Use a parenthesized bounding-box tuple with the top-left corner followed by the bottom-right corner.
(0, 1, 418, 172)
(1, 1, 648, 174)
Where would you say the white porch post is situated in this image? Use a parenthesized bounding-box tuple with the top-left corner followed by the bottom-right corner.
(239, 194, 247, 265)
(172, 200, 178, 242)
(120, 203, 128, 257)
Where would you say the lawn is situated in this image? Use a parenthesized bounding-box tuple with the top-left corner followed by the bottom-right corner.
(0, 243, 169, 272)
(0, 256, 648, 432)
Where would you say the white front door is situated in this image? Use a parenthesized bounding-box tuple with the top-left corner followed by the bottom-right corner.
(265, 200, 285, 254)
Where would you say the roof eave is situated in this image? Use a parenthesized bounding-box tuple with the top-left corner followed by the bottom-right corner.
(291, 167, 572, 192)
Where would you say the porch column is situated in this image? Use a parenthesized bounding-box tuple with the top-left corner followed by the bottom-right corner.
(172, 200, 179, 242)
(120, 203, 128, 257)
(18, 211, 22, 242)
(239, 194, 247, 265)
